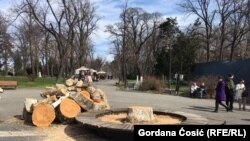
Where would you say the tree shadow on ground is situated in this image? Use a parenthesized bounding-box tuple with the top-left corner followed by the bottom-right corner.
(241, 119, 250, 121)
(185, 106, 220, 113)
(64, 123, 112, 141)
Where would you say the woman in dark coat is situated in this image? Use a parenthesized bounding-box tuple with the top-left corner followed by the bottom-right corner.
(214, 76, 228, 112)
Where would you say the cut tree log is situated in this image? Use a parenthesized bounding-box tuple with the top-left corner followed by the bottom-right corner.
(40, 96, 57, 105)
(80, 90, 90, 99)
(40, 88, 57, 98)
(52, 95, 68, 108)
(76, 80, 84, 87)
(56, 98, 81, 124)
(76, 88, 82, 92)
(86, 85, 96, 94)
(66, 78, 74, 86)
(32, 103, 56, 127)
(92, 102, 110, 111)
(22, 107, 32, 123)
(70, 92, 94, 111)
(59, 98, 81, 118)
(57, 88, 68, 96)
(67, 86, 76, 91)
(96, 89, 110, 109)
(24, 98, 38, 113)
(87, 86, 102, 103)
(91, 90, 102, 103)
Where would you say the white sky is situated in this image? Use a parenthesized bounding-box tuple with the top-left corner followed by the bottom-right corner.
(0, 0, 196, 62)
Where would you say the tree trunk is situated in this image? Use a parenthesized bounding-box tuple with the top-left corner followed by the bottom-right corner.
(230, 40, 236, 61)
(57, 64, 64, 83)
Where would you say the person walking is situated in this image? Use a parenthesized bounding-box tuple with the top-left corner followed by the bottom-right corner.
(225, 74, 235, 111)
(214, 76, 228, 113)
(235, 80, 245, 110)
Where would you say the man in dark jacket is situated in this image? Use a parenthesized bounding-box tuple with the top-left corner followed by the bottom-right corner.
(225, 74, 235, 111)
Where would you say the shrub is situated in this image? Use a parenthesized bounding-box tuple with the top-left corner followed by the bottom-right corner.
(139, 76, 165, 92)
(27, 74, 37, 81)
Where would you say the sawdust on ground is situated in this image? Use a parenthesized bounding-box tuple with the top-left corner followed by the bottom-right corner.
(98, 113, 182, 124)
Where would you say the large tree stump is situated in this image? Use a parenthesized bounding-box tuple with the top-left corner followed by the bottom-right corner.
(70, 92, 94, 111)
(32, 103, 56, 127)
(127, 106, 155, 123)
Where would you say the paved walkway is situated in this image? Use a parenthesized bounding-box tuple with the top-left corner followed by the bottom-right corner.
(0, 80, 250, 141)
(95, 80, 250, 125)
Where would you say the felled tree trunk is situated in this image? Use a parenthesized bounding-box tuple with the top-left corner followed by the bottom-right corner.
(70, 92, 94, 111)
(56, 98, 81, 124)
(32, 103, 56, 127)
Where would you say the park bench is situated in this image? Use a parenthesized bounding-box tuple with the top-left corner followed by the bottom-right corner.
(0, 80, 18, 89)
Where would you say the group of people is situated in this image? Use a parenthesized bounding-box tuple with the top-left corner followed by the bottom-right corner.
(190, 82, 206, 98)
(76, 70, 94, 83)
(215, 74, 248, 112)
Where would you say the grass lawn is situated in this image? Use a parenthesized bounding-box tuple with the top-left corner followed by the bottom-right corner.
(0, 76, 58, 88)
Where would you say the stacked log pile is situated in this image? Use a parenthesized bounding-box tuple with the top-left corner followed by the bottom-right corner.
(23, 78, 110, 127)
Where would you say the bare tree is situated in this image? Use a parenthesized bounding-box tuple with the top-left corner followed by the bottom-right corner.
(125, 8, 160, 76)
(0, 13, 12, 75)
(216, 0, 234, 60)
(73, 0, 99, 69)
(227, 0, 249, 61)
(180, 0, 216, 62)
(23, 0, 81, 81)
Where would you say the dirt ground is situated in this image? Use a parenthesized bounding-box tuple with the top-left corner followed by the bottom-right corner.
(2, 117, 111, 141)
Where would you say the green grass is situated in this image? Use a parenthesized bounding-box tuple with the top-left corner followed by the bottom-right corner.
(0, 76, 58, 88)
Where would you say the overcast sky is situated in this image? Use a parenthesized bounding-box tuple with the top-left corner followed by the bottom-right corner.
(0, 0, 196, 62)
